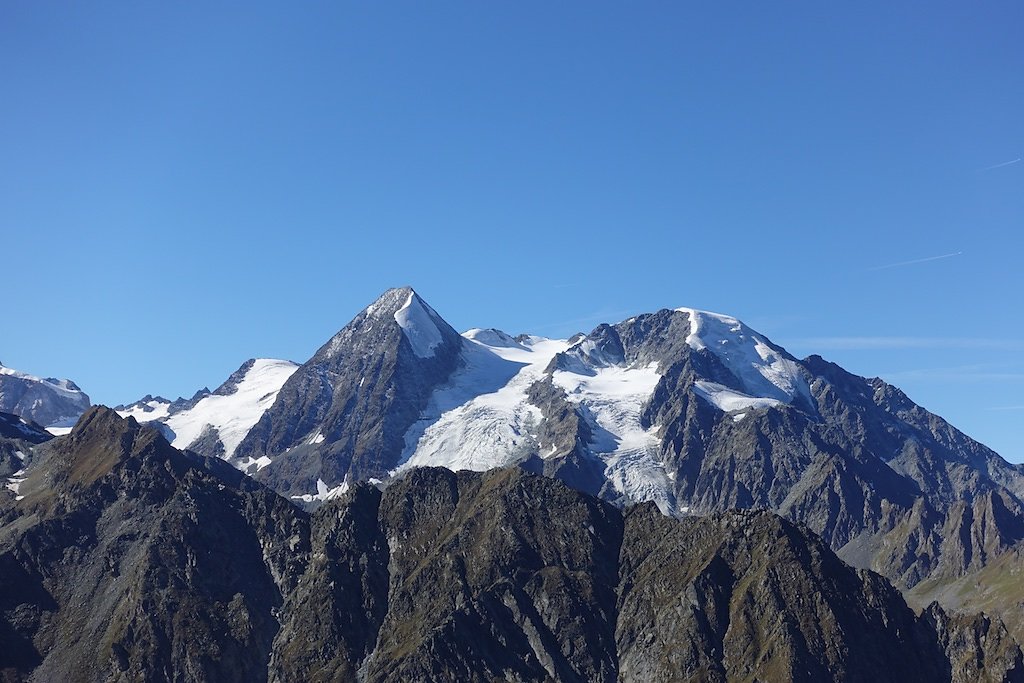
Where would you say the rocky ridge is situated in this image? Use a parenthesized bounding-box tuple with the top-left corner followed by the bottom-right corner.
(6, 287, 1024, 643)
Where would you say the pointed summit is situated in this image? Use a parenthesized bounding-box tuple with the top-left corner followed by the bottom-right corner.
(318, 287, 460, 362)
(361, 285, 417, 317)
(235, 286, 465, 497)
(351, 286, 450, 358)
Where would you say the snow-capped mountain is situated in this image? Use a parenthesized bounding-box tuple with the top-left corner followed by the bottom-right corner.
(0, 362, 90, 428)
(115, 358, 298, 464)
(224, 288, 1024, 614)
(6, 285, 1024, 644)
(234, 287, 465, 500)
(394, 308, 818, 515)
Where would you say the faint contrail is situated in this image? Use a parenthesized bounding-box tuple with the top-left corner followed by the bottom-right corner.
(868, 251, 963, 271)
(977, 158, 1021, 172)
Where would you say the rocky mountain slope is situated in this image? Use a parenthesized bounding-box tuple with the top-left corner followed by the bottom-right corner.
(6, 286, 1024, 639)
(0, 408, 1019, 682)
(0, 363, 89, 428)
(235, 287, 466, 500)
(0, 412, 50, 492)
(207, 289, 1024, 608)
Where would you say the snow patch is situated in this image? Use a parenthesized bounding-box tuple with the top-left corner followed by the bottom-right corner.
(237, 455, 273, 472)
(693, 381, 783, 412)
(291, 479, 349, 503)
(394, 292, 444, 358)
(463, 328, 526, 350)
(117, 398, 171, 423)
(6, 469, 26, 500)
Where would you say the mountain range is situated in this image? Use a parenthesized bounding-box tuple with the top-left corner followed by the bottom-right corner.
(3, 286, 1024, 679)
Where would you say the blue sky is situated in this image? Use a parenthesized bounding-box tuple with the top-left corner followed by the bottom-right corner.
(2, 3, 1021, 461)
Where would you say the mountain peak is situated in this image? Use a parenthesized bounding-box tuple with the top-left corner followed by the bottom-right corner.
(668, 307, 811, 409)
(362, 286, 418, 317)
(319, 287, 457, 363)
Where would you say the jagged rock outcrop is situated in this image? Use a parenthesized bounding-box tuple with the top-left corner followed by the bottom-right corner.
(0, 412, 50, 480)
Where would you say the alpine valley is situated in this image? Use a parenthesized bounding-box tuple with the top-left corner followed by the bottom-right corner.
(2, 286, 1023, 682)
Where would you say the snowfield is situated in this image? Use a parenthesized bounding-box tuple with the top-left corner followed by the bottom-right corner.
(396, 334, 570, 473)
(117, 398, 172, 423)
(116, 359, 298, 459)
(394, 291, 445, 358)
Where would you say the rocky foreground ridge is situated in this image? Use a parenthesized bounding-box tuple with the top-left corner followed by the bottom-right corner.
(0, 408, 1021, 682)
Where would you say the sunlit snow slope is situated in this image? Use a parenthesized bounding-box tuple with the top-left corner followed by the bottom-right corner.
(677, 308, 811, 415)
(396, 331, 570, 473)
(117, 359, 297, 460)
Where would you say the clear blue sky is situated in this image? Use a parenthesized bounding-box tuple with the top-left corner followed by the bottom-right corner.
(2, 3, 1021, 461)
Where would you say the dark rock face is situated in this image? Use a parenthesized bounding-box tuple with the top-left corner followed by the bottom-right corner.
(360, 468, 623, 682)
(0, 413, 51, 445)
(0, 409, 1019, 682)
(520, 377, 607, 498)
(236, 287, 465, 497)
(615, 504, 1019, 682)
(544, 310, 1024, 598)
(0, 412, 50, 480)
(0, 364, 90, 427)
(0, 407, 306, 683)
(269, 484, 389, 682)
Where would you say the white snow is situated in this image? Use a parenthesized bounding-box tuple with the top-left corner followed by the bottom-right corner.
(157, 359, 298, 459)
(398, 329, 675, 514)
(45, 426, 73, 436)
(236, 455, 273, 472)
(693, 381, 784, 412)
(291, 478, 349, 503)
(462, 328, 526, 350)
(396, 335, 569, 473)
(117, 398, 171, 423)
(676, 308, 810, 412)
(394, 292, 444, 358)
(6, 469, 26, 500)
(552, 362, 673, 514)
